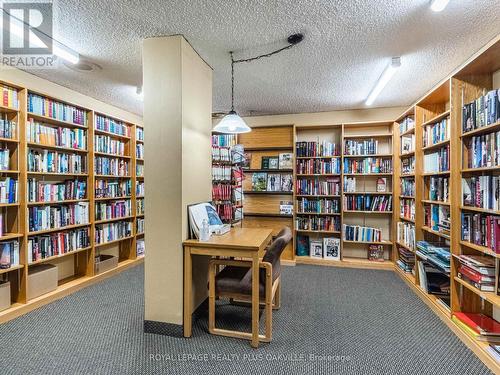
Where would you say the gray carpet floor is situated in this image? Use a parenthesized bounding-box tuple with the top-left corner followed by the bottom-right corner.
(0, 263, 493, 375)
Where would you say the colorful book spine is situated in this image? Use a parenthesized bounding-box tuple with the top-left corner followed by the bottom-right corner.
(28, 93, 87, 125)
(94, 135, 126, 156)
(296, 216, 341, 232)
(28, 228, 90, 263)
(296, 158, 341, 174)
(95, 115, 130, 137)
(1, 85, 19, 109)
(295, 141, 340, 157)
(344, 139, 378, 155)
(423, 117, 449, 147)
(26, 118, 86, 149)
(343, 224, 382, 242)
(461, 212, 500, 253)
(397, 222, 415, 250)
(343, 157, 392, 174)
(296, 177, 341, 196)
(28, 202, 90, 232)
(94, 156, 129, 176)
(343, 195, 392, 212)
(95, 221, 132, 244)
(28, 149, 86, 174)
(296, 198, 340, 214)
(462, 90, 500, 133)
(0, 177, 18, 203)
(95, 200, 132, 221)
(95, 180, 131, 199)
(27, 178, 86, 202)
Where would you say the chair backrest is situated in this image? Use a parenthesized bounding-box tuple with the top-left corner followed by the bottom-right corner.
(261, 227, 292, 281)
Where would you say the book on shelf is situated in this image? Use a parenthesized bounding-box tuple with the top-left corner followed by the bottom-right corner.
(465, 132, 500, 169)
(95, 221, 132, 244)
(400, 178, 415, 197)
(296, 158, 340, 174)
(417, 260, 450, 296)
(344, 139, 378, 156)
(397, 246, 415, 273)
(343, 224, 382, 242)
(343, 157, 392, 174)
(397, 222, 415, 250)
(368, 245, 384, 262)
(457, 254, 496, 276)
(136, 199, 145, 216)
(95, 135, 126, 156)
(28, 149, 86, 174)
(0, 115, 17, 140)
(423, 117, 449, 147)
(399, 116, 414, 134)
(242, 152, 252, 169)
(28, 178, 86, 203)
(401, 156, 415, 174)
(462, 176, 500, 210)
(0, 177, 18, 204)
(297, 197, 340, 214)
(28, 93, 87, 126)
(266, 173, 281, 191)
(400, 198, 415, 220)
(416, 241, 450, 275)
(136, 238, 145, 256)
(458, 264, 495, 291)
(296, 235, 309, 256)
(429, 176, 448, 202)
(423, 145, 449, 173)
(0, 241, 19, 269)
(136, 142, 145, 159)
(296, 140, 340, 157)
(296, 176, 340, 196)
(343, 194, 392, 212)
(323, 237, 340, 260)
(95, 156, 128, 176)
(136, 164, 144, 177)
(377, 178, 387, 192)
(280, 174, 293, 192)
(28, 228, 90, 263)
(296, 215, 340, 232)
(212, 145, 231, 162)
(279, 153, 293, 169)
(461, 212, 500, 252)
(95, 115, 129, 137)
(310, 240, 323, 258)
(27, 118, 86, 150)
(28, 202, 90, 232)
(95, 179, 131, 199)
(211, 134, 236, 147)
(136, 181, 145, 196)
(424, 204, 450, 234)
(251, 173, 267, 191)
(212, 183, 232, 201)
(211, 165, 231, 181)
(95, 200, 132, 221)
(261, 156, 279, 170)
(1, 85, 19, 109)
(0, 148, 9, 170)
(401, 134, 415, 153)
(215, 203, 233, 222)
(343, 177, 356, 193)
(462, 90, 500, 133)
(279, 201, 293, 215)
(453, 314, 500, 344)
(136, 127, 144, 142)
(137, 218, 145, 234)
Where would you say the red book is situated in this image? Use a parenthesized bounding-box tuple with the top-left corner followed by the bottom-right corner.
(495, 218, 500, 254)
(454, 313, 500, 336)
(459, 265, 495, 284)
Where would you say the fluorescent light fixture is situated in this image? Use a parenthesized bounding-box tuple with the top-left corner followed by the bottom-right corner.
(430, 0, 450, 12)
(213, 111, 251, 134)
(365, 57, 401, 106)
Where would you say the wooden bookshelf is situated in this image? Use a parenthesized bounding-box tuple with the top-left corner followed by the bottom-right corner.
(0, 82, 144, 322)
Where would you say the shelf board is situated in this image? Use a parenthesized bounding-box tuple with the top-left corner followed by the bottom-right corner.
(136, 139, 144, 144)
(343, 154, 393, 158)
(95, 174, 131, 179)
(93, 128, 131, 140)
(0, 202, 19, 207)
(243, 191, 293, 195)
(296, 229, 341, 234)
(342, 239, 393, 246)
(421, 200, 450, 206)
(0, 170, 19, 174)
(245, 169, 293, 173)
(296, 194, 340, 198)
(136, 214, 145, 218)
(460, 206, 499, 215)
(94, 216, 134, 225)
(400, 151, 415, 157)
(396, 241, 415, 253)
(27, 142, 87, 153)
(399, 127, 415, 137)
(401, 173, 415, 177)
(400, 195, 415, 199)
(296, 156, 340, 159)
(343, 133, 392, 139)
(461, 166, 500, 173)
(454, 276, 500, 307)
(0, 137, 19, 144)
(421, 226, 450, 240)
(0, 264, 23, 275)
(27, 171, 87, 177)
(395, 265, 416, 283)
(136, 232, 144, 236)
(296, 256, 394, 270)
(94, 151, 131, 159)
(343, 210, 393, 214)
(296, 212, 340, 216)
(343, 173, 393, 176)
(244, 212, 292, 218)
(28, 223, 90, 236)
(243, 146, 293, 151)
(422, 171, 450, 176)
(461, 121, 500, 138)
(342, 257, 394, 269)
(344, 191, 392, 195)
(0, 233, 23, 241)
(136, 195, 144, 199)
(459, 241, 500, 259)
(0, 104, 19, 113)
(95, 196, 132, 201)
(28, 199, 89, 206)
(94, 235, 134, 248)
(422, 110, 450, 127)
(28, 246, 91, 266)
(422, 139, 450, 152)
(399, 216, 415, 223)
(136, 158, 144, 162)
(296, 173, 340, 177)
(27, 112, 88, 129)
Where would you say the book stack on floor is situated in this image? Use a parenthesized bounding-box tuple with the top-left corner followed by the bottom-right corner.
(397, 246, 415, 273)
(452, 313, 500, 346)
(456, 255, 496, 292)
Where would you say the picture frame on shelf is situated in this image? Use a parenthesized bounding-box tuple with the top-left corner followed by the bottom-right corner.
(310, 240, 323, 258)
(323, 237, 340, 261)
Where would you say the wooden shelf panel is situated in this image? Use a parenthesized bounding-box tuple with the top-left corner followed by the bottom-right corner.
(422, 139, 450, 152)
(399, 127, 415, 137)
(343, 210, 393, 214)
(94, 216, 134, 225)
(343, 173, 393, 176)
(0, 264, 23, 275)
(296, 156, 340, 159)
(342, 239, 393, 246)
(461, 166, 500, 173)
(0, 233, 23, 241)
(460, 206, 499, 215)
(243, 191, 293, 195)
(28, 199, 89, 206)
(93, 128, 131, 140)
(396, 241, 415, 253)
(28, 247, 91, 266)
(296, 195, 340, 198)
(454, 276, 500, 307)
(296, 212, 340, 216)
(461, 120, 500, 138)
(244, 212, 293, 218)
(28, 223, 90, 236)
(296, 256, 394, 270)
(421, 171, 450, 176)
(459, 241, 500, 259)
(95, 196, 132, 201)
(421, 110, 450, 127)
(94, 151, 131, 159)
(0, 104, 19, 113)
(421, 200, 450, 206)
(27, 142, 88, 153)
(343, 133, 392, 138)
(296, 229, 341, 234)
(343, 154, 393, 158)
(27, 112, 88, 129)
(421, 226, 450, 240)
(244, 169, 293, 173)
(400, 151, 415, 157)
(94, 235, 134, 248)
(27, 171, 88, 177)
(296, 173, 340, 177)
(0, 137, 19, 143)
(344, 191, 392, 195)
(399, 216, 415, 223)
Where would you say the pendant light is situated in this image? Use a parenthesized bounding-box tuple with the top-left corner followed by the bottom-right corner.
(213, 34, 304, 134)
(213, 52, 252, 134)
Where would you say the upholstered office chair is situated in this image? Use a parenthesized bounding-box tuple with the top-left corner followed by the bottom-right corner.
(208, 227, 292, 343)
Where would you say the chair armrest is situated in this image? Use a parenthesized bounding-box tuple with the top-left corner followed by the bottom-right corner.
(209, 259, 273, 277)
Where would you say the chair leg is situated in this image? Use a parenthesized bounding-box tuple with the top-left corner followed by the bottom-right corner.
(265, 273, 272, 341)
(208, 262, 216, 334)
(273, 279, 281, 310)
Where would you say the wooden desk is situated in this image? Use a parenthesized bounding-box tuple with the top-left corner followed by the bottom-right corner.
(183, 227, 273, 348)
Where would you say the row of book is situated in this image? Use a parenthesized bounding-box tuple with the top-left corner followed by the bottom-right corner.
(399, 117, 415, 134)
(296, 177, 340, 196)
(456, 254, 495, 292)
(429, 176, 449, 202)
(27, 119, 86, 150)
(1, 85, 19, 109)
(0, 118, 16, 139)
(296, 198, 340, 214)
(462, 90, 500, 133)
(0, 241, 19, 269)
(214, 203, 234, 222)
(423, 145, 450, 173)
(95, 221, 132, 244)
(95, 157, 129, 176)
(137, 218, 145, 234)
(136, 164, 144, 177)
(94, 135, 126, 156)
(397, 222, 415, 250)
(136, 181, 145, 196)
(28, 93, 87, 126)
(462, 176, 500, 210)
(401, 155, 415, 174)
(28, 150, 86, 174)
(28, 229, 90, 263)
(343, 195, 392, 212)
(212, 183, 232, 201)
(401, 134, 415, 154)
(137, 238, 145, 256)
(0, 148, 9, 170)
(95, 200, 132, 221)
(464, 132, 500, 169)
(136, 144, 144, 159)
(343, 224, 383, 242)
(344, 177, 388, 193)
(344, 139, 379, 156)
(27, 178, 86, 203)
(296, 141, 340, 157)
(136, 199, 145, 215)
(397, 246, 415, 273)
(296, 216, 340, 232)
(453, 313, 500, 346)
(423, 117, 449, 147)
(212, 146, 231, 162)
(462, 212, 500, 252)
(211, 134, 236, 148)
(296, 235, 341, 260)
(0, 177, 17, 204)
(400, 178, 415, 197)
(262, 154, 293, 169)
(251, 173, 293, 192)
(28, 202, 90, 233)
(296, 158, 341, 175)
(416, 241, 450, 275)
(212, 165, 231, 181)
(343, 158, 392, 174)
(95, 115, 130, 137)
(424, 204, 450, 235)
(95, 180, 131, 199)
(136, 127, 144, 142)
(400, 198, 415, 220)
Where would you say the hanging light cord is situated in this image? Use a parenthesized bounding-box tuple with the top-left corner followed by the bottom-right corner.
(229, 36, 302, 112)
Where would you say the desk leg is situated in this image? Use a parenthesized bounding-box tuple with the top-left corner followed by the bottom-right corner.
(251, 252, 259, 348)
(183, 246, 192, 338)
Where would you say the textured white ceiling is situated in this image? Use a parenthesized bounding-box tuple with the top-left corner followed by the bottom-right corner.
(23, 0, 500, 116)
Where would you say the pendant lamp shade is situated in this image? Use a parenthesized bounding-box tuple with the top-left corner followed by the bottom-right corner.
(213, 110, 251, 134)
